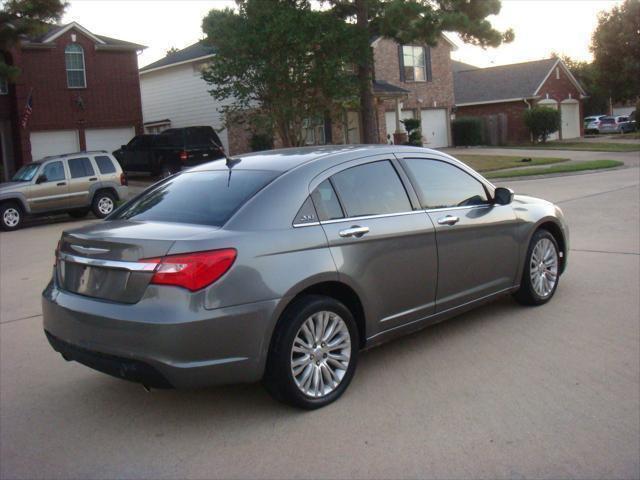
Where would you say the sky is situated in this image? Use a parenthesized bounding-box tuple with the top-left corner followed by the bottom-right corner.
(59, 0, 625, 69)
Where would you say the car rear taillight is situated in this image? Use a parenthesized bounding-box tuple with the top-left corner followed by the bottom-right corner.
(120, 172, 128, 186)
(179, 151, 188, 162)
(141, 249, 236, 292)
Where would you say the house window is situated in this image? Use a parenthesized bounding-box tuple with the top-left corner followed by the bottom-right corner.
(402, 46, 427, 82)
(65, 44, 86, 88)
(302, 117, 326, 145)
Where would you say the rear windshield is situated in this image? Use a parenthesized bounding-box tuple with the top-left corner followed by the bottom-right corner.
(601, 117, 615, 124)
(111, 170, 278, 226)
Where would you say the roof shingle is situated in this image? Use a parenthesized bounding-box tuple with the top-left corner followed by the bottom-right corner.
(139, 41, 215, 72)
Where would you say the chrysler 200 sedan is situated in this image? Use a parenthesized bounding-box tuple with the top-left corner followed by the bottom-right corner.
(43, 145, 569, 409)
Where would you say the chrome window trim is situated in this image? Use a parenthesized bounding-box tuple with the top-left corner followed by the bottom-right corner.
(292, 204, 489, 228)
(58, 252, 157, 272)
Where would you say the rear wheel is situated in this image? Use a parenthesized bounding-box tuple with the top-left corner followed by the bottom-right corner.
(91, 191, 115, 219)
(264, 295, 359, 409)
(0, 202, 23, 231)
(514, 229, 560, 306)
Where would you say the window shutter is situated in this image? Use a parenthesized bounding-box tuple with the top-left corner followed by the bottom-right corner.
(425, 47, 432, 82)
(398, 44, 405, 82)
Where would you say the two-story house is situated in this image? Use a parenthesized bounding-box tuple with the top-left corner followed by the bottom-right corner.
(0, 22, 145, 180)
(139, 35, 456, 155)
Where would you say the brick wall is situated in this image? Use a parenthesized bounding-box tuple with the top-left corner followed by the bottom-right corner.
(9, 28, 143, 164)
(456, 100, 531, 144)
(536, 64, 584, 136)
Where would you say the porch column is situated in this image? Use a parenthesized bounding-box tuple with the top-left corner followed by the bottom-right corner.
(395, 98, 403, 133)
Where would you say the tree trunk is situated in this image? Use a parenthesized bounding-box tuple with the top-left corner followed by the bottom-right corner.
(356, 0, 379, 144)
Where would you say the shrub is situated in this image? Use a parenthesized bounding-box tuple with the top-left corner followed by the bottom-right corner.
(452, 117, 483, 146)
(524, 107, 561, 143)
(250, 132, 274, 152)
(401, 118, 423, 146)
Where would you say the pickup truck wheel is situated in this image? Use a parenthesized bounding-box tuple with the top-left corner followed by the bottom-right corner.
(92, 191, 115, 218)
(1, 202, 23, 231)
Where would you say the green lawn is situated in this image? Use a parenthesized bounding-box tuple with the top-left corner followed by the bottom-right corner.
(485, 160, 624, 179)
(455, 154, 569, 172)
(508, 142, 640, 152)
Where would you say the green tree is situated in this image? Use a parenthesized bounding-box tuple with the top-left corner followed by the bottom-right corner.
(327, 0, 514, 143)
(590, 0, 640, 104)
(1, 0, 67, 80)
(524, 107, 560, 144)
(165, 46, 179, 56)
(201, 0, 368, 147)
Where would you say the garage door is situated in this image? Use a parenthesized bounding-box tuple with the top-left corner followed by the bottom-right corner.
(30, 130, 79, 161)
(560, 102, 580, 139)
(85, 127, 136, 154)
(420, 109, 449, 148)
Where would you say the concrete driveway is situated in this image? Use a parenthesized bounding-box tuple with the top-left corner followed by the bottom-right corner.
(1, 168, 638, 479)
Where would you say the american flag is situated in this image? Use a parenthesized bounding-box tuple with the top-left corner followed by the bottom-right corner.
(21, 90, 33, 128)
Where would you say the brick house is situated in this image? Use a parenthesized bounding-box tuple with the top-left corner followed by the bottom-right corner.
(139, 35, 457, 155)
(453, 58, 587, 144)
(0, 22, 145, 180)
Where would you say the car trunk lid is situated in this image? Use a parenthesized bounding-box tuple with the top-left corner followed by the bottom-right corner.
(57, 220, 219, 303)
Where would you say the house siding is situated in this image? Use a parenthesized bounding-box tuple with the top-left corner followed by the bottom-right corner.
(7, 28, 143, 166)
(139, 62, 229, 152)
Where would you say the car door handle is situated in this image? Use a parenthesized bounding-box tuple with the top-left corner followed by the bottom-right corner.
(56, 182, 66, 186)
(339, 226, 370, 238)
(89, 177, 97, 181)
(437, 215, 460, 226)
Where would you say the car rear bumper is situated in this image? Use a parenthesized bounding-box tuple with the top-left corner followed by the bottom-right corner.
(42, 278, 280, 388)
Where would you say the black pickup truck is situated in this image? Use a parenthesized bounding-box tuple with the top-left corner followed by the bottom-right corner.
(113, 126, 225, 177)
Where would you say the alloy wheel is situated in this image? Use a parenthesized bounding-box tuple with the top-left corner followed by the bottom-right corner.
(529, 237, 558, 298)
(3, 208, 20, 228)
(97, 197, 114, 215)
(290, 311, 352, 398)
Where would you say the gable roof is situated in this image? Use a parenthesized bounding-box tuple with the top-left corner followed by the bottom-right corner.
(451, 60, 478, 73)
(139, 41, 215, 74)
(454, 58, 586, 106)
(454, 58, 558, 105)
(22, 22, 145, 50)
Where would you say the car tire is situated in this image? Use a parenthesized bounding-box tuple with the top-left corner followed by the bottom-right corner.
(514, 229, 561, 306)
(0, 202, 23, 231)
(264, 295, 359, 409)
(91, 191, 116, 219)
(68, 209, 89, 219)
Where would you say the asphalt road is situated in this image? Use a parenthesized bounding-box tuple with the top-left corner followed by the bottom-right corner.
(1, 168, 638, 479)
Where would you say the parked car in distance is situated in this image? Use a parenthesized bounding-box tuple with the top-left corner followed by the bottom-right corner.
(583, 115, 607, 134)
(43, 145, 569, 409)
(1, 152, 127, 231)
(113, 126, 225, 177)
(598, 115, 633, 134)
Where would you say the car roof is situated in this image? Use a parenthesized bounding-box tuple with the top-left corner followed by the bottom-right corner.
(40, 151, 113, 161)
(187, 145, 442, 174)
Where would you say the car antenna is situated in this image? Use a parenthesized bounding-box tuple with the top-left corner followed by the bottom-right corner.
(210, 138, 240, 187)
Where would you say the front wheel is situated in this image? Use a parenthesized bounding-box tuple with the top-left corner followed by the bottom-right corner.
(264, 295, 359, 409)
(514, 229, 560, 306)
(1, 202, 23, 231)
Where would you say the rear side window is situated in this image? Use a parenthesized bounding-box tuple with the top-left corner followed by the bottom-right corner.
(68, 157, 95, 178)
(403, 158, 487, 209)
(330, 161, 411, 217)
(311, 179, 344, 221)
(112, 170, 278, 226)
(95, 155, 117, 174)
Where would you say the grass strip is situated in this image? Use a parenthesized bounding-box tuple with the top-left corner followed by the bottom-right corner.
(485, 160, 624, 179)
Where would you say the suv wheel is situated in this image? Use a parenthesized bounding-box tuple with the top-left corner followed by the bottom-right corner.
(92, 191, 116, 218)
(514, 229, 560, 306)
(264, 295, 359, 409)
(0, 202, 23, 231)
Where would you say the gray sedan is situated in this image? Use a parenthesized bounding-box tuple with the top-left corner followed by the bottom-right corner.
(42, 145, 569, 409)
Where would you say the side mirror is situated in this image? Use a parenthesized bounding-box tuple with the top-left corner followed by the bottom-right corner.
(494, 187, 514, 205)
(35, 174, 47, 184)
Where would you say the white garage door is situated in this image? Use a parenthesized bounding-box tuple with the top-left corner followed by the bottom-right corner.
(560, 102, 580, 139)
(30, 130, 79, 161)
(420, 109, 449, 148)
(85, 127, 136, 154)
